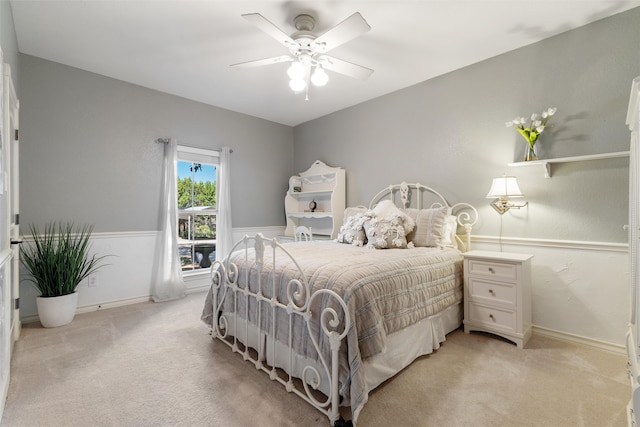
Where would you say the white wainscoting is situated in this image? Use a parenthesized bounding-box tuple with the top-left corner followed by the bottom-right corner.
(19, 227, 286, 323)
(19, 229, 628, 353)
(473, 235, 628, 353)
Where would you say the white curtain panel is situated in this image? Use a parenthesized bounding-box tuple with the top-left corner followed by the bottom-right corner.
(217, 146, 233, 261)
(152, 138, 186, 302)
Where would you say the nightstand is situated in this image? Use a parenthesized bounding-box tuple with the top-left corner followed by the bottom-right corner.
(463, 250, 533, 349)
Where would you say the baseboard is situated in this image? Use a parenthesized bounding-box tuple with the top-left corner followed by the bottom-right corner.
(75, 295, 153, 314)
(533, 325, 625, 354)
(186, 285, 210, 294)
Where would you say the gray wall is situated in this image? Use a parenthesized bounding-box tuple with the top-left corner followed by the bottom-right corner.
(1, 0, 19, 95)
(294, 8, 640, 243)
(15, 8, 640, 240)
(20, 55, 294, 232)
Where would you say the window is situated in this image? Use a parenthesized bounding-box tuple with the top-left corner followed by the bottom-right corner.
(177, 146, 219, 273)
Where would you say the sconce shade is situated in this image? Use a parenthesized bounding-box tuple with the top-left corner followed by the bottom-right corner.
(486, 176, 524, 198)
(487, 176, 527, 215)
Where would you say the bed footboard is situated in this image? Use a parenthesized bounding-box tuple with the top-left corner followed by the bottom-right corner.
(210, 233, 351, 426)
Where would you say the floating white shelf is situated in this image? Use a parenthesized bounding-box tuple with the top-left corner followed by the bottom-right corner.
(287, 212, 333, 219)
(508, 151, 630, 178)
(288, 190, 333, 197)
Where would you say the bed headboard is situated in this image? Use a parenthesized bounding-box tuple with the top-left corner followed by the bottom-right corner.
(368, 182, 478, 252)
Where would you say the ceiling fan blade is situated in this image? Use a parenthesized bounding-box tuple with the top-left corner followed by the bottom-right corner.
(242, 13, 298, 50)
(231, 56, 293, 69)
(319, 55, 374, 80)
(312, 12, 371, 53)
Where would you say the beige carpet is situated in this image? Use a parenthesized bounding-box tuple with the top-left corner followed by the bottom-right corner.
(1, 291, 629, 427)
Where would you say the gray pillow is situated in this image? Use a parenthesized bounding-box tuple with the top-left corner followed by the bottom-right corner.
(371, 200, 415, 236)
(363, 215, 409, 249)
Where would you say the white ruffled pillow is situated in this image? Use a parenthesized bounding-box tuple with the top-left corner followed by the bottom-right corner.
(371, 200, 415, 236)
(336, 206, 368, 246)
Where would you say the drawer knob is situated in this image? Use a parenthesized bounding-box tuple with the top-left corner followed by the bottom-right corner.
(488, 267, 495, 273)
(488, 289, 495, 295)
(489, 314, 495, 320)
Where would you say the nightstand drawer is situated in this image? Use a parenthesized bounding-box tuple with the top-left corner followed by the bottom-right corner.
(467, 302, 517, 332)
(468, 278, 517, 306)
(467, 259, 518, 281)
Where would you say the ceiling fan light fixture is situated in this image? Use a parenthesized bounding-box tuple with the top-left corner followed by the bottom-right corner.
(298, 53, 312, 66)
(311, 66, 329, 87)
(289, 78, 306, 92)
(235, 11, 373, 98)
(287, 61, 306, 80)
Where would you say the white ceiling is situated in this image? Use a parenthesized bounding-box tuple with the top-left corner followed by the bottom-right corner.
(9, 0, 640, 126)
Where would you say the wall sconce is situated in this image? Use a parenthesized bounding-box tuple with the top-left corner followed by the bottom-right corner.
(486, 176, 528, 214)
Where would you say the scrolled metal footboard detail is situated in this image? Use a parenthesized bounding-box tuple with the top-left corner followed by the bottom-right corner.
(210, 233, 351, 426)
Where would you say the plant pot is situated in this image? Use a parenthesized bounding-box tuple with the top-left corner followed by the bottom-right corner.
(36, 292, 79, 328)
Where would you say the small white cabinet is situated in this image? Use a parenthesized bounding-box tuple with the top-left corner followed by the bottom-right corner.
(463, 250, 533, 349)
(284, 161, 345, 239)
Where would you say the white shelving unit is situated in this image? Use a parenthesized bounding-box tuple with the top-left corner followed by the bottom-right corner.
(284, 161, 345, 238)
(508, 151, 630, 178)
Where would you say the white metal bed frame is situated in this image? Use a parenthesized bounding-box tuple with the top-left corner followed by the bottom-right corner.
(368, 182, 478, 252)
(209, 183, 478, 426)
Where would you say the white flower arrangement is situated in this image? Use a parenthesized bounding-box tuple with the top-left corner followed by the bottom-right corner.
(506, 107, 557, 147)
(506, 107, 557, 161)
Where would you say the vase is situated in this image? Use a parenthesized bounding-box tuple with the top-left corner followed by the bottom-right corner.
(523, 143, 538, 161)
(36, 292, 79, 328)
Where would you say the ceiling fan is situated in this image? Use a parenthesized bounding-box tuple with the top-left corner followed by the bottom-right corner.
(231, 12, 374, 97)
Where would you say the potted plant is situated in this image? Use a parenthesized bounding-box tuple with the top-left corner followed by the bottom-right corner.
(20, 222, 109, 328)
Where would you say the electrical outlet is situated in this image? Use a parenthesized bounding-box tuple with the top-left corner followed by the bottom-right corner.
(88, 276, 98, 287)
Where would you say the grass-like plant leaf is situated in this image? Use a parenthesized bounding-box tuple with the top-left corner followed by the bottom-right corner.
(20, 223, 110, 297)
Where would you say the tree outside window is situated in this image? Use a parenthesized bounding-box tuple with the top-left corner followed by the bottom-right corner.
(177, 160, 217, 272)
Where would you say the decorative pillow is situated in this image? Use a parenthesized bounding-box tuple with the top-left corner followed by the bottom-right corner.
(440, 215, 459, 249)
(371, 200, 415, 236)
(363, 215, 409, 249)
(336, 206, 369, 246)
(411, 207, 451, 247)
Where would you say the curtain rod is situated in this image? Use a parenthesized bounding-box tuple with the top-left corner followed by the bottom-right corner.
(154, 138, 232, 153)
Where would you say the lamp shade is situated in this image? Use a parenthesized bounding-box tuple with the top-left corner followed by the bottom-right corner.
(486, 176, 524, 198)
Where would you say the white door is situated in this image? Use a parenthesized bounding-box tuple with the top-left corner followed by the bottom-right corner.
(0, 55, 20, 418)
(5, 63, 20, 343)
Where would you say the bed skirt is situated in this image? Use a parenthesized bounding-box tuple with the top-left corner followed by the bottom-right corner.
(219, 302, 462, 408)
